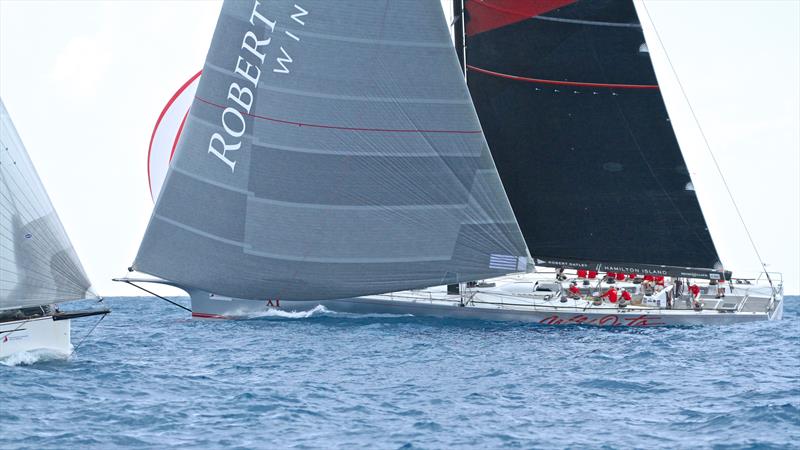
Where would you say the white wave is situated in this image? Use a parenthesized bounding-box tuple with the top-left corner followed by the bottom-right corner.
(0, 348, 69, 366)
(250, 304, 333, 319)
(247, 305, 414, 320)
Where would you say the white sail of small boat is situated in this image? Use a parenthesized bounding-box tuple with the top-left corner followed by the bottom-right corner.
(1, 99, 108, 359)
(122, 0, 783, 326)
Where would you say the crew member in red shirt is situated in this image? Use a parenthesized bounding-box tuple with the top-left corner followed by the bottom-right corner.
(615, 272, 626, 281)
(619, 288, 632, 306)
(568, 282, 581, 299)
(688, 284, 702, 310)
(601, 286, 618, 303)
(588, 271, 598, 279)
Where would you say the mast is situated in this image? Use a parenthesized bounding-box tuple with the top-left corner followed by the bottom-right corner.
(448, 0, 467, 296)
(453, 0, 466, 76)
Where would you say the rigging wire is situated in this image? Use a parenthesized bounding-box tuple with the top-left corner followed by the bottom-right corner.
(69, 310, 107, 358)
(118, 279, 192, 313)
(639, 1, 774, 289)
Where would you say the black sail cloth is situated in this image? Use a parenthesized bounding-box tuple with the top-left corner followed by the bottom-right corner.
(463, 0, 725, 279)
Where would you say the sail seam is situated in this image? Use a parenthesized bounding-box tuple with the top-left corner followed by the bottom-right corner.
(247, 195, 469, 212)
(154, 214, 248, 248)
(270, 25, 452, 48)
(154, 213, 456, 264)
(202, 62, 471, 104)
(534, 15, 641, 29)
(250, 139, 482, 157)
(171, 166, 251, 195)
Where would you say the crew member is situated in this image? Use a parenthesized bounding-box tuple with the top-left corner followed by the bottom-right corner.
(619, 288, 632, 307)
(689, 283, 702, 310)
(716, 280, 726, 299)
(642, 277, 654, 295)
(568, 282, 581, 299)
(601, 286, 618, 303)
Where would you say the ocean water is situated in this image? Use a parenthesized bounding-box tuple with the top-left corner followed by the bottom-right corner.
(1, 296, 798, 449)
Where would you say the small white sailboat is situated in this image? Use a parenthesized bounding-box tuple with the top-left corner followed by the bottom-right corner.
(0, 99, 108, 360)
(120, 0, 782, 327)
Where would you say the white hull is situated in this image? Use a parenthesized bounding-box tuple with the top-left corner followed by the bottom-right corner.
(0, 316, 70, 359)
(184, 273, 783, 327)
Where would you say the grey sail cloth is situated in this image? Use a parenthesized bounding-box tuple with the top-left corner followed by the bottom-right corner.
(0, 99, 95, 310)
(135, 0, 528, 301)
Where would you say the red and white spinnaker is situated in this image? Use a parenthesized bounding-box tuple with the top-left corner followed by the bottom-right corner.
(147, 71, 201, 201)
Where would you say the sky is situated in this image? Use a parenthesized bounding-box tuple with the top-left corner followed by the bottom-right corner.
(0, 0, 798, 296)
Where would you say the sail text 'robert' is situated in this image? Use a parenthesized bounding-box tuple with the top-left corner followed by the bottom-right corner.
(208, 0, 276, 172)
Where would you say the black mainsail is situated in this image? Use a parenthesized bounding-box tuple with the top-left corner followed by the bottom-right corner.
(462, 0, 725, 279)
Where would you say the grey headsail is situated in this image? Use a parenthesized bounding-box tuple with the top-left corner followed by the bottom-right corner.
(0, 99, 95, 310)
(134, 0, 528, 301)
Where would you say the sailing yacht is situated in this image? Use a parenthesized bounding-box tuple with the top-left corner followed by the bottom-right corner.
(1, 99, 108, 359)
(120, 0, 783, 326)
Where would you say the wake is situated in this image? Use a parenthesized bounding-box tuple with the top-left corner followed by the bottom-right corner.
(0, 348, 69, 366)
(247, 305, 413, 320)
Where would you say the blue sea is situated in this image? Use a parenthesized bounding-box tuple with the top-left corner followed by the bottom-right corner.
(1, 296, 798, 449)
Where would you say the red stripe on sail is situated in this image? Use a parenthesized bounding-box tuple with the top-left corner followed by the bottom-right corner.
(467, 65, 660, 90)
(466, 0, 576, 36)
(170, 109, 190, 162)
(194, 96, 483, 134)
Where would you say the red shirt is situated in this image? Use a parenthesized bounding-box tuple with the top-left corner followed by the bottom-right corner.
(588, 271, 598, 279)
(577, 269, 587, 278)
(602, 289, 618, 302)
(628, 273, 636, 279)
(607, 272, 616, 278)
(615, 273, 626, 281)
(621, 290, 632, 301)
(569, 285, 581, 295)
(689, 285, 700, 296)
(643, 274, 654, 282)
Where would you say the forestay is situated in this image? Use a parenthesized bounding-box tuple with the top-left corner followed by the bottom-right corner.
(0, 99, 94, 310)
(134, 0, 528, 301)
(463, 0, 724, 278)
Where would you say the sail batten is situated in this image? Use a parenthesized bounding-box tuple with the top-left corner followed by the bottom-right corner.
(135, 0, 527, 300)
(464, 0, 723, 278)
(1, 99, 95, 310)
